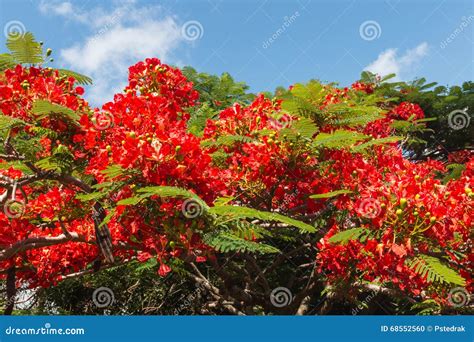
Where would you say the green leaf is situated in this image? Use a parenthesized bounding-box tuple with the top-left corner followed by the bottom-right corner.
(0, 115, 26, 130)
(407, 254, 466, 286)
(117, 196, 145, 206)
(209, 205, 315, 233)
(187, 103, 217, 137)
(279, 81, 327, 120)
(328, 227, 370, 244)
(56, 69, 93, 85)
(117, 186, 208, 209)
(200, 135, 255, 148)
(351, 136, 401, 152)
(6, 32, 43, 64)
(380, 73, 397, 82)
(34, 157, 61, 172)
(202, 231, 279, 254)
(0, 53, 16, 70)
(310, 189, 352, 199)
(31, 100, 80, 122)
(313, 130, 369, 149)
(75, 192, 107, 202)
(135, 257, 158, 272)
(442, 164, 466, 184)
(279, 117, 318, 141)
(137, 186, 203, 201)
(100, 164, 125, 180)
(331, 112, 383, 126)
(213, 196, 234, 206)
(99, 208, 116, 228)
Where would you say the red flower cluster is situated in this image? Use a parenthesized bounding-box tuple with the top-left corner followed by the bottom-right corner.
(389, 101, 425, 121)
(351, 81, 374, 94)
(0, 61, 471, 305)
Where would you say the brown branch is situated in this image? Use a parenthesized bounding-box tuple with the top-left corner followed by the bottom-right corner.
(60, 258, 136, 281)
(357, 283, 417, 304)
(186, 262, 245, 315)
(263, 243, 311, 275)
(0, 233, 87, 261)
(293, 263, 319, 315)
(4, 266, 16, 315)
(244, 255, 270, 294)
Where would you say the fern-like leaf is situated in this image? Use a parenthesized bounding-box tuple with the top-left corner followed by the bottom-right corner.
(118, 186, 207, 208)
(31, 100, 80, 122)
(407, 254, 466, 286)
(0, 53, 16, 70)
(209, 205, 315, 233)
(6, 32, 43, 64)
(279, 117, 318, 141)
(56, 69, 93, 85)
(200, 135, 255, 148)
(351, 136, 401, 152)
(202, 231, 279, 254)
(313, 130, 369, 149)
(310, 189, 352, 199)
(0, 115, 26, 130)
(327, 227, 370, 244)
(100, 164, 125, 180)
(34, 157, 61, 172)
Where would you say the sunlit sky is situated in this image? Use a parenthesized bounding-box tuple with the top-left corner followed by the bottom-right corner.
(1, 0, 473, 106)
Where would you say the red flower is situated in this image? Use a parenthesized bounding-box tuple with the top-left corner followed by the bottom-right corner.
(158, 263, 172, 277)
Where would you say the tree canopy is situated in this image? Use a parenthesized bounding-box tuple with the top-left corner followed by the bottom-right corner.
(0, 33, 472, 316)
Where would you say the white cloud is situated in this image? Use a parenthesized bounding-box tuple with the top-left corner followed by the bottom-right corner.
(39, 1, 88, 24)
(40, 0, 186, 105)
(364, 42, 429, 81)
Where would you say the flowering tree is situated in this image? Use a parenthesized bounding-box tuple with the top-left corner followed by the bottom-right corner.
(0, 34, 472, 315)
(359, 71, 474, 162)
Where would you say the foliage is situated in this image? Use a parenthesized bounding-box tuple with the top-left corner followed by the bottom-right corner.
(360, 71, 473, 161)
(0, 33, 472, 316)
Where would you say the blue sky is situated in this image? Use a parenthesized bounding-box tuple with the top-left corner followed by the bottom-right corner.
(1, 0, 473, 106)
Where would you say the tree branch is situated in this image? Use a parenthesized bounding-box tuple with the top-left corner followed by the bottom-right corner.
(0, 233, 87, 261)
